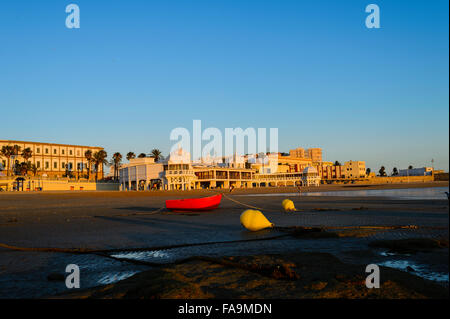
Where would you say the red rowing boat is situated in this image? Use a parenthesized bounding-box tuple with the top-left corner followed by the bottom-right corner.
(165, 194, 223, 212)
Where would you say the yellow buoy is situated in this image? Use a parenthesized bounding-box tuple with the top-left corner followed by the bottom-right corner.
(282, 199, 296, 212)
(240, 209, 274, 231)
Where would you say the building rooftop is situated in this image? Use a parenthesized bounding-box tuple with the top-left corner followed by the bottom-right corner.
(0, 140, 103, 149)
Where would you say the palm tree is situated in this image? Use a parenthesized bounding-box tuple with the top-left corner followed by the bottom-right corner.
(30, 164, 38, 177)
(21, 148, 33, 175)
(379, 166, 386, 177)
(12, 145, 21, 156)
(126, 152, 136, 161)
(93, 150, 108, 181)
(408, 165, 413, 170)
(11, 145, 21, 175)
(21, 147, 33, 162)
(0, 145, 14, 176)
(151, 149, 162, 162)
(138, 153, 146, 158)
(17, 162, 31, 176)
(111, 152, 122, 181)
(366, 168, 371, 175)
(85, 150, 93, 180)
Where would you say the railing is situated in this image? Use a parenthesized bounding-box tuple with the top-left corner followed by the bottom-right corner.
(164, 170, 195, 176)
(0, 175, 117, 183)
(254, 173, 303, 181)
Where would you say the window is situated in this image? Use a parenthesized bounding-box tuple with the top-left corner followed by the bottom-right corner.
(62, 162, 65, 169)
(77, 151, 80, 156)
(53, 149, 57, 155)
(37, 161, 41, 168)
(69, 150, 73, 155)
(45, 148, 49, 154)
(45, 162, 49, 169)
(36, 148, 40, 153)
(54, 162, 57, 169)
(62, 150, 65, 155)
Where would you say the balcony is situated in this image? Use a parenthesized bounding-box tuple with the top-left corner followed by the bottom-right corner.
(165, 170, 195, 176)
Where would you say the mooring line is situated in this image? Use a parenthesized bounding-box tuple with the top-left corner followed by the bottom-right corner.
(211, 190, 289, 213)
(92, 206, 167, 218)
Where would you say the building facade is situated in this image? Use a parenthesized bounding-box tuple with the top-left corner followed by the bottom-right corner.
(301, 166, 321, 186)
(341, 161, 366, 179)
(398, 167, 433, 176)
(0, 140, 104, 178)
(118, 146, 369, 191)
(289, 147, 322, 162)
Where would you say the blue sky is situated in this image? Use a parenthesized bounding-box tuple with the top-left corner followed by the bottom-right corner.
(0, 0, 448, 172)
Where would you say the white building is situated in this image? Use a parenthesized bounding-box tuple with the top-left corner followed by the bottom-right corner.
(247, 153, 279, 174)
(119, 157, 164, 191)
(118, 147, 323, 191)
(119, 147, 196, 191)
(301, 166, 320, 186)
(399, 167, 433, 176)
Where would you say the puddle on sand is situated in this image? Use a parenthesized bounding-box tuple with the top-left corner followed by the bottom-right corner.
(97, 271, 139, 285)
(110, 250, 171, 262)
(379, 251, 411, 257)
(378, 251, 449, 283)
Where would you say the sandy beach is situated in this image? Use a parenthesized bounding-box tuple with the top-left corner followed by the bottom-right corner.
(0, 182, 448, 298)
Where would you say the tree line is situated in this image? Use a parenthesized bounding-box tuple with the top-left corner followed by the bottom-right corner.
(333, 161, 414, 177)
(109, 149, 163, 181)
(368, 165, 414, 177)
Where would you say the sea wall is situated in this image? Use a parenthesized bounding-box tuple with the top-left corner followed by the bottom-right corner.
(0, 178, 120, 191)
(364, 175, 434, 184)
(434, 173, 449, 181)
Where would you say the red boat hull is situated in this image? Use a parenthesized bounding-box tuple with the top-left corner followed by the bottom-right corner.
(165, 194, 222, 212)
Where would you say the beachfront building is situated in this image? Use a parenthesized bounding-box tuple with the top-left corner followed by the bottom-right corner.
(118, 147, 256, 190)
(277, 153, 314, 173)
(301, 166, 321, 186)
(117, 146, 371, 191)
(289, 147, 323, 162)
(119, 157, 164, 190)
(119, 147, 196, 191)
(163, 147, 197, 190)
(0, 140, 104, 178)
(248, 153, 280, 174)
(341, 161, 367, 179)
(317, 162, 344, 180)
(398, 167, 433, 176)
(193, 165, 255, 189)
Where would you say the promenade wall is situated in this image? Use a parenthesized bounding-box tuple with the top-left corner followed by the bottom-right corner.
(0, 177, 119, 191)
(364, 175, 434, 184)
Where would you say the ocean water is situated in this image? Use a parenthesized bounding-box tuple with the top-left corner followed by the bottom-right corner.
(236, 187, 449, 200)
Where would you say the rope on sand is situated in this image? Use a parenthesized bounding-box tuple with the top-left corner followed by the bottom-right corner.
(221, 192, 269, 211)
(213, 190, 289, 213)
(93, 206, 167, 218)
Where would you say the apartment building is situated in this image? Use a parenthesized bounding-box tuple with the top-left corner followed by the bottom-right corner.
(0, 140, 104, 178)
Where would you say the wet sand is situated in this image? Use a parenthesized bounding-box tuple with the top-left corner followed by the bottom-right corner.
(0, 182, 448, 298)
